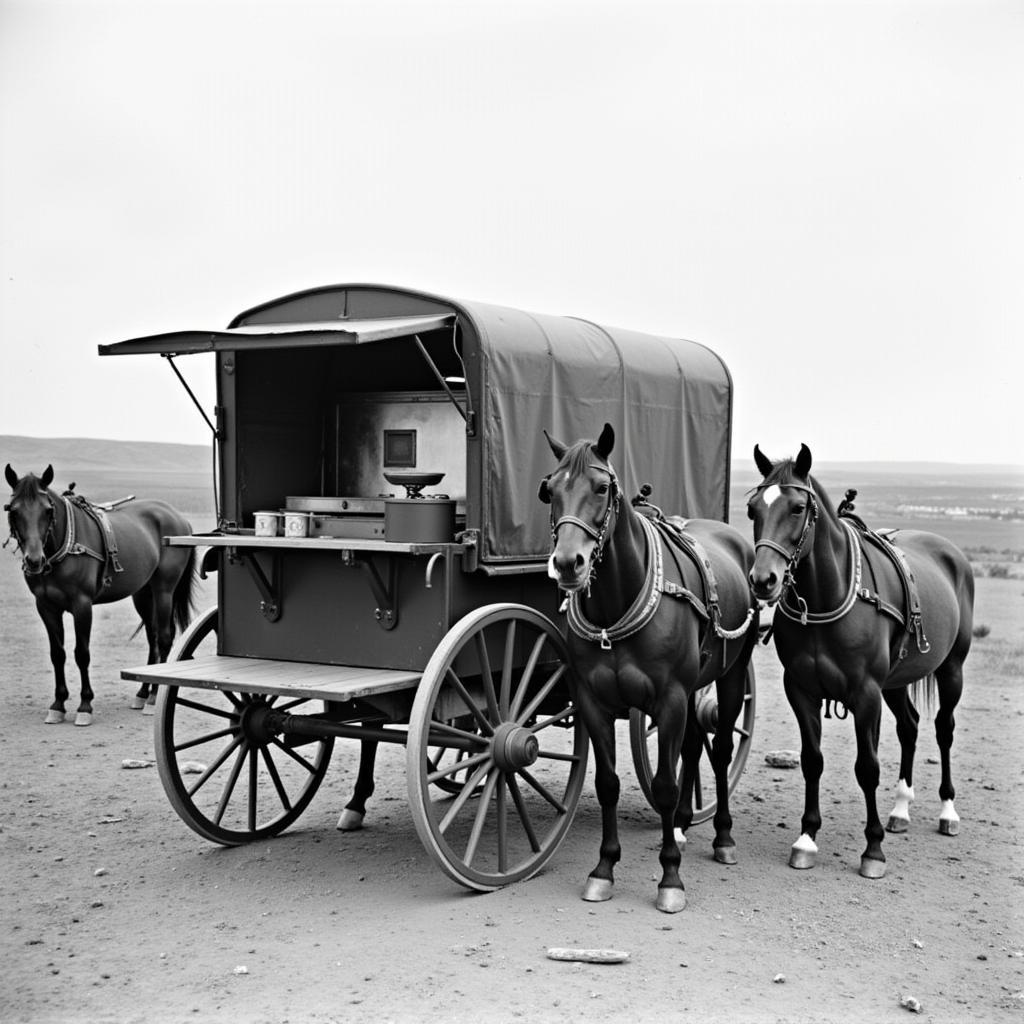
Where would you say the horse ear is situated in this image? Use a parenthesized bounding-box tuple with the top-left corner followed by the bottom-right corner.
(543, 429, 567, 461)
(594, 423, 615, 460)
(753, 445, 773, 478)
(41, 465, 54, 489)
(795, 444, 812, 478)
(538, 476, 552, 504)
(4, 464, 17, 489)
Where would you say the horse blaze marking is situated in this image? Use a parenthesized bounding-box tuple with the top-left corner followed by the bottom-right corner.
(762, 484, 782, 507)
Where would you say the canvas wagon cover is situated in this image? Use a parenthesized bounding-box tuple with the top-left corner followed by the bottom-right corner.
(99, 284, 733, 565)
(459, 298, 734, 563)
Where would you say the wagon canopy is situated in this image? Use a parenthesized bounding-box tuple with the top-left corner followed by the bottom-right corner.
(99, 284, 734, 564)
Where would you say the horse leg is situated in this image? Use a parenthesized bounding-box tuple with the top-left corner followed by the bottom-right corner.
(651, 700, 688, 913)
(674, 696, 703, 847)
(69, 598, 95, 726)
(709, 664, 746, 866)
(934, 654, 965, 836)
(783, 675, 824, 869)
(337, 739, 379, 831)
(130, 589, 157, 709)
(579, 706, 620, 904)
(37, 600, 69, 724)
(883, 687, 919, 833)
(850, 686, 886, 877)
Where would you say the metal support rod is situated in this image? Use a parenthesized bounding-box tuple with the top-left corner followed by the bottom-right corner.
(267, 713, 482, 752)
(163, 354, 219, 438)
(412, 334, 468, 423)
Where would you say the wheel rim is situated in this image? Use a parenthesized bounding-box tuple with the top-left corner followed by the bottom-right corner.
(154, 607, 334, 845)
(408, 604, 587, 891)
(629, 663, 756, 825)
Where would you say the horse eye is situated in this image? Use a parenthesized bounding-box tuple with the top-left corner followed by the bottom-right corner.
(791, 504, 806, 516)
(596, 483, 609, 495)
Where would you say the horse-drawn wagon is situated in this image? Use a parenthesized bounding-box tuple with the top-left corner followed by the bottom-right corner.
(98, 283, 755, 894)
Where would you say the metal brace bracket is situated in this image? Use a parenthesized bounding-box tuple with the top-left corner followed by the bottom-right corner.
(229, 548, 282, 622)
(341, 550, 399, 630)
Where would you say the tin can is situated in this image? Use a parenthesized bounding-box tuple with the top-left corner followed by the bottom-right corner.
(254, 511, 281, 537)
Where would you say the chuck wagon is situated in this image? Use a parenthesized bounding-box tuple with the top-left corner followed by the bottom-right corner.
(99, 283, 754, 891)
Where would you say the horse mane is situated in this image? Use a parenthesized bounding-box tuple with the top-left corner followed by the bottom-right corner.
(758, 458, 839, 522)
(558, 438, 607, 477)
(11, 473, 49, 503)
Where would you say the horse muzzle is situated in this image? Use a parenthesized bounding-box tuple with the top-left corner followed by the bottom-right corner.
(547, 552, 590, 592)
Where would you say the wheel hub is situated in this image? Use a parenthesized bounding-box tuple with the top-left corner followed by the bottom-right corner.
(491, 722, 540, 771)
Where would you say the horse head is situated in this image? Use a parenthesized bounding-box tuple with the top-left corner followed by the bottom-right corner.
(4, 464, 56, 574)
(539, 423, 619, 592)
(746, 444, 819, 604)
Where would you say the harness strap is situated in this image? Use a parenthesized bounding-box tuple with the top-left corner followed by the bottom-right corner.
(854, 526, 931, 657)
(70, 496, 125, 590)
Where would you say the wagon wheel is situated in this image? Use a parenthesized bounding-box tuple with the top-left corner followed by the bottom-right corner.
(407, 604, 588, 891)
(154, 607, 334, 846)
(629, 663, 756, 826)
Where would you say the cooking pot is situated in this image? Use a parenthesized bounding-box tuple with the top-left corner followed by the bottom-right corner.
(384, 497, 456, 543)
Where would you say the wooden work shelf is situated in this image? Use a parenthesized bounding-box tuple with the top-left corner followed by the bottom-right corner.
(162, 532, 452, 555)
(120, 655, 421, 702)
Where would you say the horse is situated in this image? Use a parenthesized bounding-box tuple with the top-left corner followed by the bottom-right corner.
(746, 444, 974, 878)
(540, 424, 758, 912)
(5, 464, 197, 726)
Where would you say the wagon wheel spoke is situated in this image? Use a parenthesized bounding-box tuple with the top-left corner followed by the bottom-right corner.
(427, 750, 490, 786)
(260, 743, 293, 812)
(510, 634, 551, 718)
(462, 769, 500, 868)
(516, 766, 569, 814)
(439, 760, 494, 833)
(173, 695, 237, 720)
(212, 739, 249, 826)
(515, 664, 567, 725)
(505, 773, 541, 852)
(186, 734, 245, 798)
(173, 724, 238, 753)
(474, 632, 501, 723)
(268, 735, 321, 774)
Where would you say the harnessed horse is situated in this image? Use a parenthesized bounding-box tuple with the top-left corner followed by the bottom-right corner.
(540, 424, 758, 912)
(747, 444, 974, 877)
(5, 464, 196, 725)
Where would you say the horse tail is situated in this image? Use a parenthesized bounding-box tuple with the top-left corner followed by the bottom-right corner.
(173, 547, 198, 634)
(909, 674, 937, 720)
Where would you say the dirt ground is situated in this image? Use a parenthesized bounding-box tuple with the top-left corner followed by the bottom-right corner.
(2, 569, 1022, 1024)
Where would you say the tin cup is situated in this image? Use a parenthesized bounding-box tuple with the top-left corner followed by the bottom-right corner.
(254, 511, 281, 537)
(283, 511, 311, 538)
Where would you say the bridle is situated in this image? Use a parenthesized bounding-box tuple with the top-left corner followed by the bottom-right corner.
(5, 488, 74, 576)
(750, 480, 863, 626)
(549, 462, 621, 589)
(751, 481, 820, 573)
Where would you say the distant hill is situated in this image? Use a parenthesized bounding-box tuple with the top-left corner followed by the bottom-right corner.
(2, 436, 215, 519)
(2, 435, 210, 477)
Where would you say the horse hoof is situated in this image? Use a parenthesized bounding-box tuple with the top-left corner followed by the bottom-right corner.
(789, 833, 817, 870)
(44, 710, 65, 724)
(886, 814, 910, 834)
(129, 696, 146, 710)
(336, 809, 365, 832)
(581, 877, 613, 903)
(859, 856, 886, 879)
(74, 712, 93, 727)
(656, 887, 687, 914)
(939, 818, 960, 837)
(141, 703, 156, 717)
(714, 845, 737, 866)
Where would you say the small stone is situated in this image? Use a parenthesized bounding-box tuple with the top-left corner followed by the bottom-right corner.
(773, 974, 786, 984)
(912, 939, 923, 949)
(900, 995, 923, 1013)
(94, 868, 108, 877)
(233, 966, 249, 975)
(765, 750, 800, 769)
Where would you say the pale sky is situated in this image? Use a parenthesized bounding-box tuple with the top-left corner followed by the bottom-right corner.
(1, 0, 1021, 464)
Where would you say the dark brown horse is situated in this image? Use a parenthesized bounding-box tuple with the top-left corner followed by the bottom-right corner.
(541, 424, 758, 912)
(747, 444, 974, 878)
(5, 464, 196, 725)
